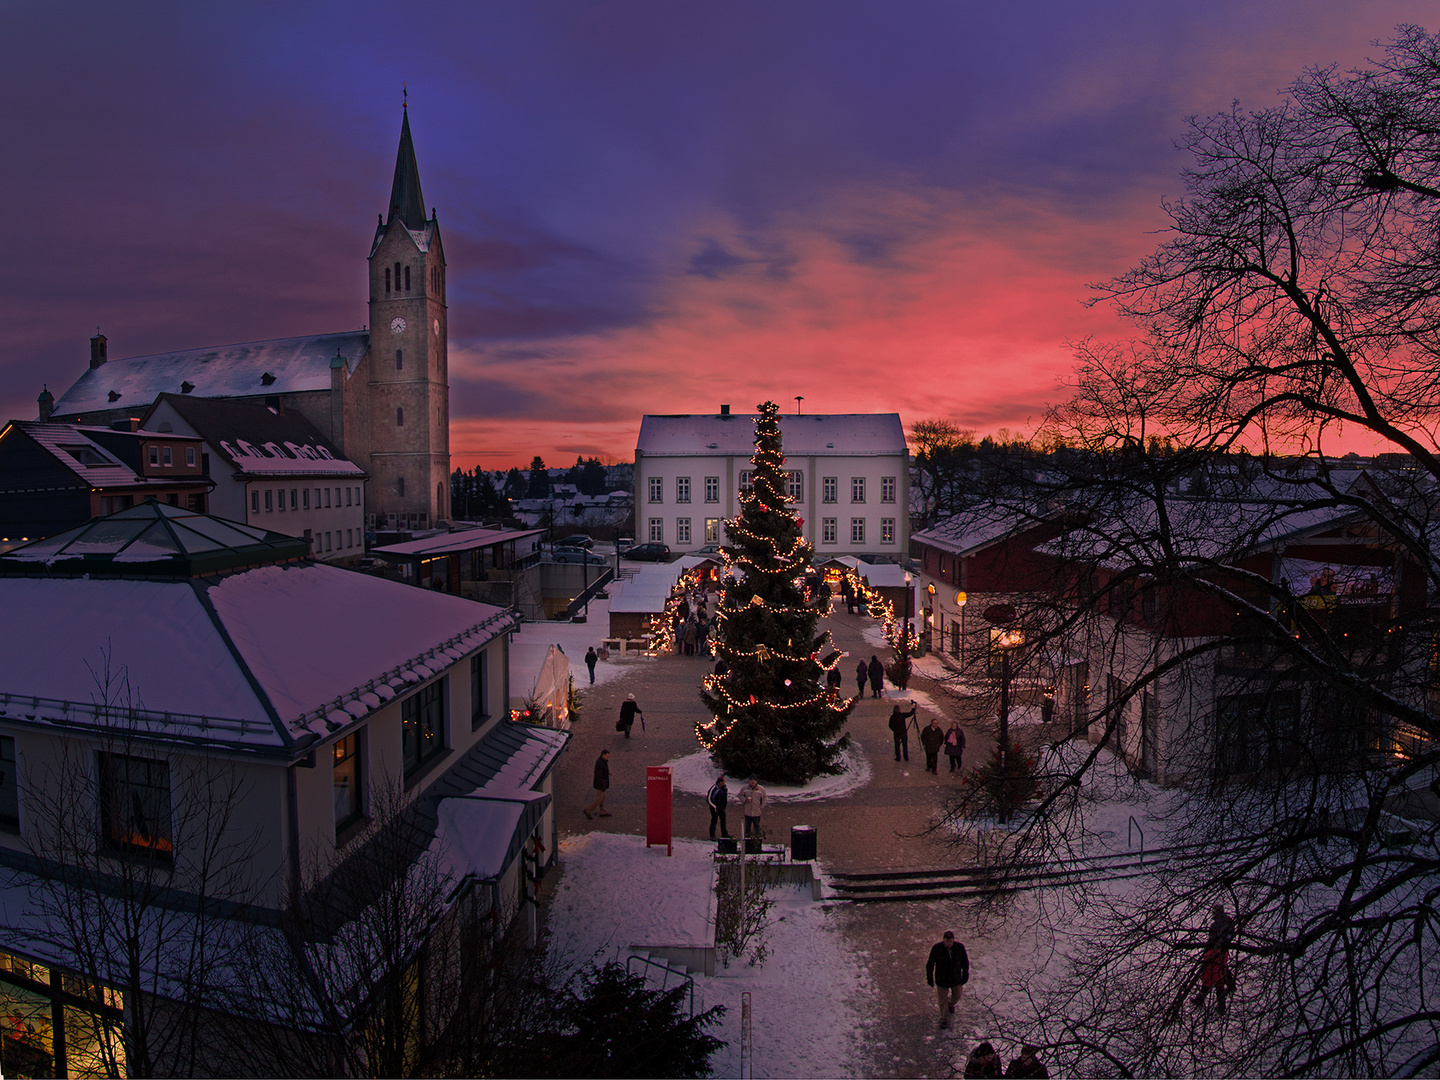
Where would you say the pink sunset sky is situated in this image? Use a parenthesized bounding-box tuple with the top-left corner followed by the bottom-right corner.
(1, 2, 1433, 469)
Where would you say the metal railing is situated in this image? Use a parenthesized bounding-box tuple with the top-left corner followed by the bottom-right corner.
(626, 953, 696, 1016)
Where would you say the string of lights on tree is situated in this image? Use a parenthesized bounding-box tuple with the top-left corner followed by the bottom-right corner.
(845, 567, 920, 654)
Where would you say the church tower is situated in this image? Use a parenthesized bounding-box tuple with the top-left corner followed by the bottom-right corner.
(358, 103, 450, 530)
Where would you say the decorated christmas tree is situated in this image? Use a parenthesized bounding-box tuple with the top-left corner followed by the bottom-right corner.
(698, 402, 854, 783)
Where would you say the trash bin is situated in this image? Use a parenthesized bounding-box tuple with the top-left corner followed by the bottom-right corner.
(791, 825, 817, 861)
(744, 837, 763, 854)
(717, 837, 738, 855)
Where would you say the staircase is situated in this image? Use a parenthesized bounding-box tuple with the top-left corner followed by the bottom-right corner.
(627, 947, 707, 1015)
(826, 837, 1259, 902)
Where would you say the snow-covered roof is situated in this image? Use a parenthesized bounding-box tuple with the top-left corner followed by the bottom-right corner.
(371, 527, 544, 558)
(143, 394, 363, 477)
(637, 413, 907, 457)
(859, 563, 909, 588)
(607, 561, 697, 612)
(52, 331, 369, 416)
(913, 505, 1042, 557)
(4, 421, 205, 491)
(0, 561, 516, 752)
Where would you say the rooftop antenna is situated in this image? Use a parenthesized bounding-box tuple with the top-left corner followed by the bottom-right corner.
(794, 395, 804, 415)
(403, 82, 408, 109)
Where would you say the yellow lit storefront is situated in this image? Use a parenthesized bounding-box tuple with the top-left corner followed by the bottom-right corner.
(0, 951, 124, 1078)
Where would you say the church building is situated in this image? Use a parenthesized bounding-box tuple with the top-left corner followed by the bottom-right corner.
(45, 106, 451, 532)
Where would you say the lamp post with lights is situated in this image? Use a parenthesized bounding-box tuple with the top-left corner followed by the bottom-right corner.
(983, 603, 1023, 824)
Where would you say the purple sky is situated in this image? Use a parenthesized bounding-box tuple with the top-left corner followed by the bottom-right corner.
(2, 1, 1432, 468)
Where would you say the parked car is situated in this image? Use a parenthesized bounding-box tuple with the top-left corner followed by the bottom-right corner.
(557, 534, 594, 550)
(622, 542, 671, 562)
(552, 547, 608, 565)
(695, 543, 724, 560)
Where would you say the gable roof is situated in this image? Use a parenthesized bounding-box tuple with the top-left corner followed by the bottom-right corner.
(51, 331, 369, 417)
(637, 413, 907, 456)
(2, 420, 203, 491)
(144, 394, 364, 477)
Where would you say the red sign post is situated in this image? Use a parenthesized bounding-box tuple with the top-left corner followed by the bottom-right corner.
(646, 766, 673, 856)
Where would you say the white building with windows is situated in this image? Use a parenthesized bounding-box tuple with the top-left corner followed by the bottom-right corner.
(634, 408, 909, 559)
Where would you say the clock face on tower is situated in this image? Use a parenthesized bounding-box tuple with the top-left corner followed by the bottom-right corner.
(433, 318, 440, 335)
(390, 317, 407, 335)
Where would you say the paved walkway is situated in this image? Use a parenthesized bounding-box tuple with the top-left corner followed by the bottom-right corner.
(549, 603, 1022, 1077)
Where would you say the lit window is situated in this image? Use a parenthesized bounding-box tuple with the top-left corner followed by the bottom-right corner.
(402, 680, 446, 776)
(649, 517, 664, 543)
(823, 518, 837, 544)
(333, 732, 363, 833)
(705, 517, 720, 543)
(851, 477, 866, 503)
(851, 518, 866, 544)
(649, 476, 663, 503)
(881, 518, 896, 544)
(99, 753, 172, 856)
(676, 477, 691, 504)
(704, 477, 719, 503)
(823, 476, 837, 503)
(882, 476, 896, 503)
(676, 518, 691, 544)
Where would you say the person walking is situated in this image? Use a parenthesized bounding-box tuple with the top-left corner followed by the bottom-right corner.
(963, 1042, 1001, 1077)
(920, 716, 946, 774)
(856, 659, 869, 698)
(1005, 1045, 1049, 1078)
(944, 721, 966, 772)
(1195, 904, 1236, 1014)
(584, 646, 598, 684)
(616, 694, 643, 739)
(888, 702, 916, 761)
(867, 655, 885, 698)
(927, 930, 970, 1029)
(826, 665, 843, 695)
(582, 749, 611, 819)
(739, 777, 767, 839)
(707, 774, 731, 840)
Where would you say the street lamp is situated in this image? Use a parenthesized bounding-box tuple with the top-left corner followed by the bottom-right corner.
(955, 590, 967, 669)
(983, 603, 1022, 824)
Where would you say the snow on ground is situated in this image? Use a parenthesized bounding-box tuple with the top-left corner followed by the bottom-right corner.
(546, 832, 869, 1078)
(509, 597, 651, 691)
(663, 741, 873, 801)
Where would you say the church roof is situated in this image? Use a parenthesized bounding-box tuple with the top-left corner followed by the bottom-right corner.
(51, 331, 369, 417)
(388, 108, 428, 232)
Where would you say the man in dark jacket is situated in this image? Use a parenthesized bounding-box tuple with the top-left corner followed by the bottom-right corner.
(920, 716, 946, 774)
(617, 694, 643, 738)
(584, 646, 598, 684)
(707, 774, 731, 840)
(826, 665, 843, 695)
(583, 749, 610, 819)
(926, 930, 970, 1028)
(888, 703, 916, 761)
(868, 655, 885, 698)
(856, 660, 869, 698)
(1005, 1045, 1049, 1078)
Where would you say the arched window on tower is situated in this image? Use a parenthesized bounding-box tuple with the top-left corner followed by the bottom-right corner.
(396, 407, 404, 427)
(404, 265, 411, 291)
(385, 267, 391, 294)
(398, 476, 406, 497)
(394, 262, 402, 291)
(396, 349, 403, 370)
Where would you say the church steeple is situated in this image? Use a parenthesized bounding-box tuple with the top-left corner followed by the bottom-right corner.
(387, 105, 427, 231)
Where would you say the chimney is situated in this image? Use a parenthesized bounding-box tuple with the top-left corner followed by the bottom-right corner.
(110, 418, 140, 432)
(720, 404, 730, 416)
(90, 332, 108, 369)
(37, 385, 54, 422)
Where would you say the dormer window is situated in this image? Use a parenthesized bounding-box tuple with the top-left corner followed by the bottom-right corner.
(180, 381, 194, 394)
(260, 372, 276, 386)
(108, 390, 121, 402)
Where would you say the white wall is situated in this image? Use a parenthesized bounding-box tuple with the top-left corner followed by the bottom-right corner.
(246, 478, 367, 560)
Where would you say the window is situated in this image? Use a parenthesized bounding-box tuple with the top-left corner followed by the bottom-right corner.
(881, 518, 896, 545)
(471, 651, 490, 731)
(394, 261, 402, 290)
(264, 490, 273, 512)
(739, 470, 753, 491)
(676, 518, 691, 544)
(404, 265, 411, 291)
(881, 476, 896, 503)
(704, 477, 719, 503)
(345, 487, 353, 507)
(162, 446, 172, 466)
(277, 488, 285, 512)
(851, 477, 866, 503)
(823, 476, 838, 503)
(822, 518, 837, 544)
(396, 348, 403, 370)
(251, 490, 260, 514)
(401, 680, 445, 777)
(99, 753, 172, 855)
(325, 532, 332, 552)
(785, 471, 804, 502)
(705, 517, 720, 543)
(314, 487, 321, 509)
(290, 489, 297, 511)
(649, 476, 663, 503)
(676, 477, 691, 504)
(187, 493, 204, 512)
(397, 477, 405, 497)
(385, 267, 392, 294)
(346, 528, 352, 547)
(0, 736, 16, 828)
(649, 517, 664, 543)
(303, 489, 310, 510)
(148, 446, 159, 466)
(396, 407, 404, 427)
(333, 732, 363, 833)
(185, 447, 195, 466)
(851, 518, 866, 544)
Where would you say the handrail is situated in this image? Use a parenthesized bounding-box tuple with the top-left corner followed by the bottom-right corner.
(626, 954, 695, 1016)
(1128, 815, 1144, 863)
